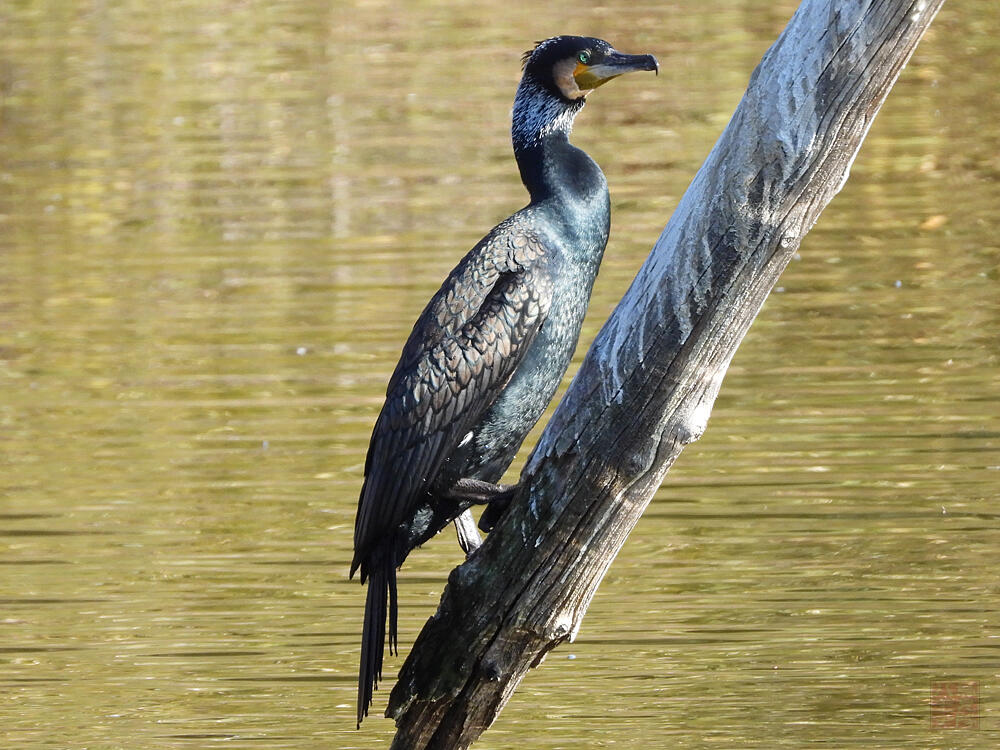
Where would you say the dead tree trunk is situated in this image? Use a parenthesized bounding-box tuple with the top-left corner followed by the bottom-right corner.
(386, 1, 945, 746)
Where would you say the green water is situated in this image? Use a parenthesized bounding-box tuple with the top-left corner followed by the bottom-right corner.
(2, 1, 997, 748)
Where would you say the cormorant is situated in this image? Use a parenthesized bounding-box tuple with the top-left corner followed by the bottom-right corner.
(352, 35, 657, 726)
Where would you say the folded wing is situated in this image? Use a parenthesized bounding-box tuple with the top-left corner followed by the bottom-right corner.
(352, 229, 553, 577)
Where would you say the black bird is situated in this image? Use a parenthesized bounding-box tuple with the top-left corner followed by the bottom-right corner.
(352, 36, 657, 726)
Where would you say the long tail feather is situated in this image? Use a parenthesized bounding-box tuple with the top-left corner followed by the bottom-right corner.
(357, 557, 397, 728)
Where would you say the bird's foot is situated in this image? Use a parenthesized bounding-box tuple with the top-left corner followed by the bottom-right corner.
(443, 478, 518, 534)
(476, 486, 516, 533)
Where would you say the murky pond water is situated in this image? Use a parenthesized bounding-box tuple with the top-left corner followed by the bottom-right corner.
(2, 1, 998, 748)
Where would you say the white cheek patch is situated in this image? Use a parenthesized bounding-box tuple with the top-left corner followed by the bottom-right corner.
(553, 58, 587, 100)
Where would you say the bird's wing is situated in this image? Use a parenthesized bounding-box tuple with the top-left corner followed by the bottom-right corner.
(353, 233, 553, 574)
(385, 222, 546, 394)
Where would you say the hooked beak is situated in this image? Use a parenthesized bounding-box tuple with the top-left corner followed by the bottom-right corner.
(574, 50, 659, 91)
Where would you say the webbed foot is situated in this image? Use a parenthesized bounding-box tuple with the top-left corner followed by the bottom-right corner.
(476, 486, 516, 532)
(443, 478, 518, 537)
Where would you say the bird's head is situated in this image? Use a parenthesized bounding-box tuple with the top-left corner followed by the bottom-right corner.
(512, 36, 657, 152)
(521, 36, 659, 102)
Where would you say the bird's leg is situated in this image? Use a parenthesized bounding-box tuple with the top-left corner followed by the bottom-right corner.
(443, 478, 518, 535)
(405, 480, 515, 558)
(453, 511, 482, 556)
(445, 478, 516, 504)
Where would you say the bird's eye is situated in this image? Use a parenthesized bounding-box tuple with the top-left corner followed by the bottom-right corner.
(577, 51, 590, 65)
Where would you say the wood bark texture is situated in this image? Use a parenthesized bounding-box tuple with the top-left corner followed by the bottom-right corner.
(386, 1, 944, 747)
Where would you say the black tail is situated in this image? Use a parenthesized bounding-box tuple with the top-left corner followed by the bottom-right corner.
(357, 556, 398, 728)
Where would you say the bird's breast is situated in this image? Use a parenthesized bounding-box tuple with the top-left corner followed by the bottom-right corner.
(455, 255, 600, 482)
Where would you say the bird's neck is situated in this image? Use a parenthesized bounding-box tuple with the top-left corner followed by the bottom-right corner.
(511, 78, 594, 204)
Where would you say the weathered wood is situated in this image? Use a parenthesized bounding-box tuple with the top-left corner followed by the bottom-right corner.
(386, 1, 945, 747)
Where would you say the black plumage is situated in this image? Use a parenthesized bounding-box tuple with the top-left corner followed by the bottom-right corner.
(352, 36, 657, 726)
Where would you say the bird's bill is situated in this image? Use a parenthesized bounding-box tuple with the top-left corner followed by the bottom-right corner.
(574, 51, 659, 91)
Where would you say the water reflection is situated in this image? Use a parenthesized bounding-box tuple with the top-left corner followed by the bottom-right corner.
(1, 1, 997, 748)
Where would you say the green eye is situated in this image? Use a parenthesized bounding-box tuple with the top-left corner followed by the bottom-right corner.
(577, 51, 590, 65)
